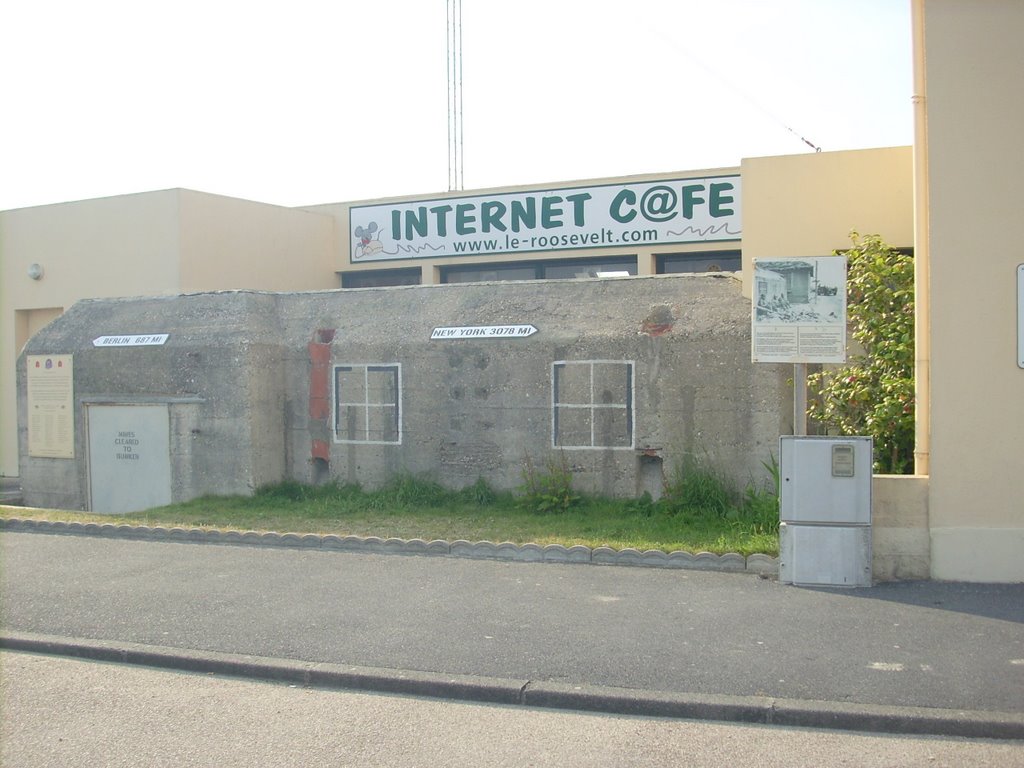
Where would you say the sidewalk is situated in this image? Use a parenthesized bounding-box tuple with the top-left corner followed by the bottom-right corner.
(2, 526, 1023, 739)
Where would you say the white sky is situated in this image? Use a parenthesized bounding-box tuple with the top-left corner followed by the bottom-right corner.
(2, 0, 912, 212)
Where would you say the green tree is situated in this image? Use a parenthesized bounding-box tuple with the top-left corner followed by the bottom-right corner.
(808, 233, 915, 473)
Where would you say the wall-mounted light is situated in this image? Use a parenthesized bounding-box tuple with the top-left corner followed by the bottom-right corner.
(27, 263, 44, 280)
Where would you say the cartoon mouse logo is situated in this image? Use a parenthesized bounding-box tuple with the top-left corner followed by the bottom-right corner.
(354, 222, 383, 259)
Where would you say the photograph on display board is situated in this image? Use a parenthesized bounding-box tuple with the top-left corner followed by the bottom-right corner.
(754, 258, 845, 324)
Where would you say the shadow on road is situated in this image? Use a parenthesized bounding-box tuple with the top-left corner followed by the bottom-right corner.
(803, 580, 1024, 623)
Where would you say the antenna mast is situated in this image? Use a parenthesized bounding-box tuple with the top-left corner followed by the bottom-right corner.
(446, 0, 464, 191)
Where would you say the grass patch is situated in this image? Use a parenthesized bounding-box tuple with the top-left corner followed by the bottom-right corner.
(1, 466, 780, 556)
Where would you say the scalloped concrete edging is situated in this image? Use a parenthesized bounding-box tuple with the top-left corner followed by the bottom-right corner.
(0, 516, 778, 575)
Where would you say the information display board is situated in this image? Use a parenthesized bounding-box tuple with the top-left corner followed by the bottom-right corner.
(752, 256, 847, 364)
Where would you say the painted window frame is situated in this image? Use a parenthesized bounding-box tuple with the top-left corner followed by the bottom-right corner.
(551, 360, 635, 449)
(332, 363, 402, 445)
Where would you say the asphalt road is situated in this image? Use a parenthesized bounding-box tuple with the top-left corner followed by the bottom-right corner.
(5, 651, 1023, 768)
(3, 530, 1023, 717)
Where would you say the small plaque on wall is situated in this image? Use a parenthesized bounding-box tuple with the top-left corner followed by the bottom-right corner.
(27, 354, 74, 458)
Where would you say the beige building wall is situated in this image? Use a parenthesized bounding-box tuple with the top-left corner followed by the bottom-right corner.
(920, 0, 1024, 581)
(740, 147, 914, 296)
(1, 191, 183, 476)
(0, 190, 338, 477)
(178, 191, 336, 292)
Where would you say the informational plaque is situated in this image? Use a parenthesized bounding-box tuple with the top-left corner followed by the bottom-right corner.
(27, 354, 75, 458)
(752, 257, 847, 363)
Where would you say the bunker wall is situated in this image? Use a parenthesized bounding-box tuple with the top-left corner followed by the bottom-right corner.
(18, 276, 790, 511)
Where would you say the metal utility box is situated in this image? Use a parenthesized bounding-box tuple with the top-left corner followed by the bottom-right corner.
(779, 436, 872, 587)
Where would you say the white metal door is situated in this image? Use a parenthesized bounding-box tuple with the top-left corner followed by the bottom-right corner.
(87, 404, 171, 513)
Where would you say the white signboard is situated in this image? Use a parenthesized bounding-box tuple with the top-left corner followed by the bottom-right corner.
(93, 334, 169, 347)
(431, 325, 538, 340)
(752, 257, 847, 364)
(350, 176, 741, 261)
(1018, 264, 1024, 368)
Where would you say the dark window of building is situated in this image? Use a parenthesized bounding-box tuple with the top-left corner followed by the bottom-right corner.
(543, 257, 637, 280)
(440, 256, 636, 284)
(657, 251, 741, 274)
(342, 269, 421, 288)
(441, 263, 539, 283)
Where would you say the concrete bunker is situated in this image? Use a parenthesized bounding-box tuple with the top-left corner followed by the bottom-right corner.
(18, 274, 790, 512)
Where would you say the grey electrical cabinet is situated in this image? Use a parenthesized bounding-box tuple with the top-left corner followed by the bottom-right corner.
(778, 436, 872, 587)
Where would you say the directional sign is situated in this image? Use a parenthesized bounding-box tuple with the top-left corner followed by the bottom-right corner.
(430, 324, 538, 340)
(92, 334, 169, 347)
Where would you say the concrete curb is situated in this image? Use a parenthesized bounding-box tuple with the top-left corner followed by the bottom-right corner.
(0, 515, 779, 575)
(4, 631, 1023, 740)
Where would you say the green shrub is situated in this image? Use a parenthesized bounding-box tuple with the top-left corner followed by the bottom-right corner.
(457, 477, 501, 506)
(624, 491, 656, 517)
(254, 479, 365, 506)
(518, 451, 581, 514)
(370, 473, 451, 509)
(661, 458, 735, 517)
(255, 479, 310, 502)
(659, 454, 779, 536)
(733, 455, 780, 535)
(808, 232, 915, 473)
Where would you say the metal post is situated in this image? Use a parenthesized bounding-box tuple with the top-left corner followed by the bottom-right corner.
(793, 362, 807, 436)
